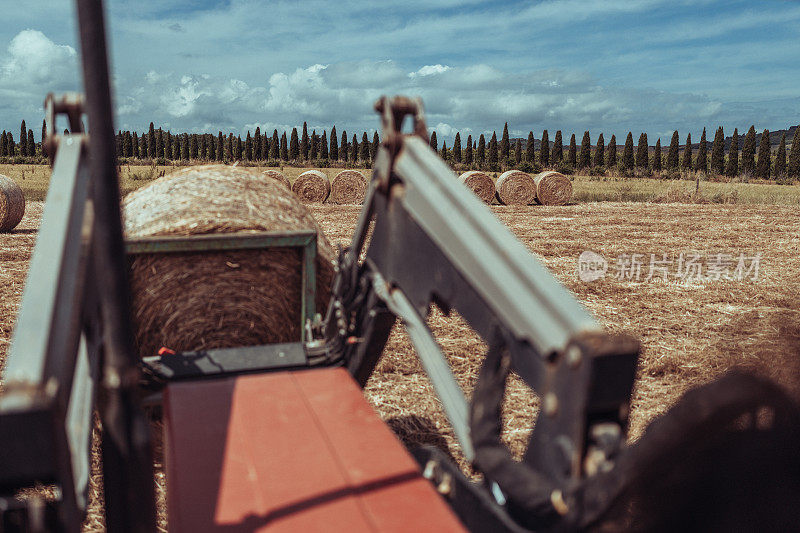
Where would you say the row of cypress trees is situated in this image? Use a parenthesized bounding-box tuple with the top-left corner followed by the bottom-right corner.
(431, 123, 800, 179)
(2, 117, 799, 180)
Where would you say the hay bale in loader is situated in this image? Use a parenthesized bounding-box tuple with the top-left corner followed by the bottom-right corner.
(458, 171, 495, 204)
(330, 170, 367, 204)
(291, 169, 330, 203)
(0, 174, 25, 232)
(533, 171, 572, 206)
(122, 164, 335, 358)
(495, 170, 536, 205)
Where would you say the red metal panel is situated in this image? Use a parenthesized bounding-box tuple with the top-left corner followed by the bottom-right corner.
(164, 368, 465, 532)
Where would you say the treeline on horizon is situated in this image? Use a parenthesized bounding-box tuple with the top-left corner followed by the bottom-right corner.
(2, 119, 799, 181)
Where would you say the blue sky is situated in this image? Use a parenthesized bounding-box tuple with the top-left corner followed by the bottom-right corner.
(1, 0, 798, 144)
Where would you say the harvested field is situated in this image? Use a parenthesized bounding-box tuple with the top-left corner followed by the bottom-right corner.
(2, 200, 800, 529)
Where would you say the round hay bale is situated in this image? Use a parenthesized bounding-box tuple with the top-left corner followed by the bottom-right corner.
(262, 169, 290, 190)
(534, 171, 573, 206)
(495, 170, 536, 205)
(122, 164, 335, 358)
(0, 174, 25, 232)
(330, 170, 367, 204)
(291, 170, 330, 203)
(458, 171, 495, 204)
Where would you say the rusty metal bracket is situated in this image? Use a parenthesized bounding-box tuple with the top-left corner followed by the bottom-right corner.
(44, 93, 85, 166)
(372, 95, 429, 191)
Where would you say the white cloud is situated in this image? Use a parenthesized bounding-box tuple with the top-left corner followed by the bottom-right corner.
(409, 64, 451, 78)
(1, 29, 77, 89)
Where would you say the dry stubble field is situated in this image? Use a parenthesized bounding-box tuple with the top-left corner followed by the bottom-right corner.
(2, 181, 800, 529)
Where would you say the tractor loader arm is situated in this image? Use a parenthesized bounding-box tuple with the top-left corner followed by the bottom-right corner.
(318, 96, 800, 531)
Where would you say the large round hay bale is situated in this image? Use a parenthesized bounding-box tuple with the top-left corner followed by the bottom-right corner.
(262, 169, 290, 190)
(291, 170, 330, 203)
(495, 170, 536, 205)
(0, 174, 25, 232)
(330, 170, 367, 205)
(458, 171, 495, 204)
(533, 171, 573, 206)
(122, 164, 335, 358)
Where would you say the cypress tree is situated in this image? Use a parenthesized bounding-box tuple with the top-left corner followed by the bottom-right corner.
(500, 122, 510, 160)
(360, 132, 370, 162)
(579, 131, 591, 169)
(553, 131, 563, 163)
(695, 128, 707, 172)
(775, 133, 787, 178)
(330, 126, 338, 160)
(710, 126, 725, 174)
(371, 132, 379, 161)
(725, 128, 739, 177)
(741, 126, 756, 175)
(270, 130, 279, 160)
(514, 139, 522, 164)
(568, 134, 577, 168)
(199, 134, 207, 160)
(540, 130, 550, 167)
(245, 131, 253, 161)
(430, 131, 438, 151)
(123, 131, 132, 157)
(477, 134, 486, 166)
(289, 128, 299, 160)
(594, 133, 605, 167)
(310, 130, 318, 160)
(621, 132, 633, 170)
(350, 134, 358, 163)
(189, 134, 198, 159)
(606, 134, 616, 167)
(653, 139, 662, 172)
(636, 133, 648, 170)
(254, 127, 262, 160)
(301, 122, 309, 160)
(465, 135, 473, 164)
(41, 120, 47, 157)
(155, 129, 163, 159)
(681, 133, 693, 170)
(172, 136, 180, 160)
(27, 129, 35, 157)
(280, 132, 288, 161)
(488, 131, 498, 167)
(341, 131, 348, 162)
(788, 127, 800, 178)
(165, 131, 173, 159)
(6, 133, 14, 156)
(525, 132, 535, 162)
(148, 122, 156, 158)
(20, 120, 27, 156)
(261, 129, 268, 160)
(321, 131, 329, 160)
(453, 132, 462, 163)
(180, 134, 188, 160)
(755, 129, 771, 179)
(1, 131, 6, 156)
(237, 135, 244, 160)
(667, 131, 679, 169)
(218, 132, 224, 161)
(440, 140, 447, 160)
(132, 132, 139, 158)
(622, 133, 634, 170)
